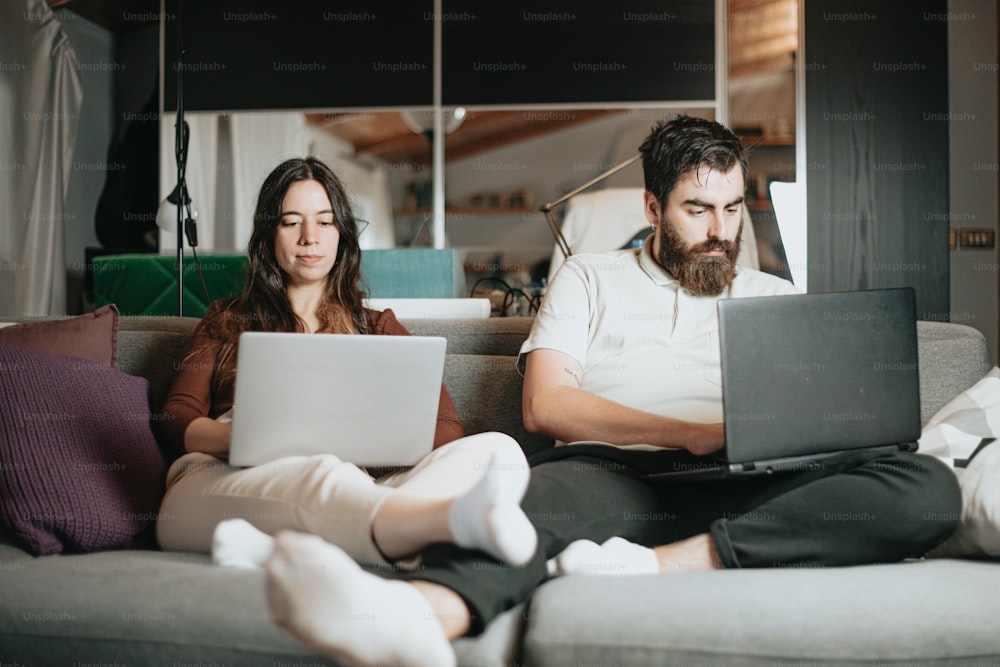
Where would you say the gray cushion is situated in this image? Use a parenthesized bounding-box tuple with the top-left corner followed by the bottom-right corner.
(444, 354, 553, 458)
(0, 545, 334, 665)
(917, 321, 990, 425)
(523, 559, 1000, 665)
(453, 604, 525, 667)
(0, 540, 522, 667)
(117, 316, 200, 413)
(401, 317, 533, 356)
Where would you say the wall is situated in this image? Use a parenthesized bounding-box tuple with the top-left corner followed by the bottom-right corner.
(948, 0, 998, 365)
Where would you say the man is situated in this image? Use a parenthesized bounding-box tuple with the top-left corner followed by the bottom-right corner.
(260, 116, 961, 667)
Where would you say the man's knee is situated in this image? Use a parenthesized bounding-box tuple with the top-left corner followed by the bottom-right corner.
(521, 459, 591, 518)
(868, 452, 962, 552)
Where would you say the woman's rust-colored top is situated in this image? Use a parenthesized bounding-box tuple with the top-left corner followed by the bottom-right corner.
(158, 300, 466, 457)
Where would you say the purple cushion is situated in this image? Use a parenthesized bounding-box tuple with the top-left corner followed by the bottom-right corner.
(0, 342, 166, 555)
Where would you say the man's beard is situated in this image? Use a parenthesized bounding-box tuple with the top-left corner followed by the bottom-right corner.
(657, 216, 742, 296)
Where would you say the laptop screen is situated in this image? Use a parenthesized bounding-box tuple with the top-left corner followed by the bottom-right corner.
(718, 288, 920, 463)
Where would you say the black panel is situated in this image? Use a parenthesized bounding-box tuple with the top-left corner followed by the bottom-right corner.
(163, 1, 433, 111)
(805, 0, 949, 319)
(163, 2, 715, 110)
(442, 1, 715, 105)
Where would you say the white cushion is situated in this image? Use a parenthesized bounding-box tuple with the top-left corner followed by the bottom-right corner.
(920, 366, 1000, 557)
(364, 298, 491, 319)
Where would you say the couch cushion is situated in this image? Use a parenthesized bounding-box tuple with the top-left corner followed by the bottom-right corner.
(402, 317, 533, 356)
(0, 546, 328, 666)
(917, 321, 990, 425)
(523, 559, 1000, 665)
(118, 331, 196, 411)
(444, 354, 554, 457)
(0, 303, 119, 366)
(920, 367, 1000, 558)
(0, 543, 521, 667)
(453, 604, 526, 667)
(0, 342, 166, 555)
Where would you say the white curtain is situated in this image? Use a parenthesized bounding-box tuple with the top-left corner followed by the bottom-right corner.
(158, 113, 218, 251)
(0, 0, 82, 315)
(229, 112, 310, 250)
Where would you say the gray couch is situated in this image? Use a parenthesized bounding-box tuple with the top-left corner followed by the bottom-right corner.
(1, 315, 998, 666)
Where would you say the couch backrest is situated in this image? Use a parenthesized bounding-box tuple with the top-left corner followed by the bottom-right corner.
(117, 316, 202, 417)
(403, 318, 552, 454)
(117, 316, 991, 456)
(116, 315, 553, 456)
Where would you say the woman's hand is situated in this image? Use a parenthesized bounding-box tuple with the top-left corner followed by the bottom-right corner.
(183, 416, 233, 457)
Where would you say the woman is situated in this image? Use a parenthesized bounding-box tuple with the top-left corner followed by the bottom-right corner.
(155, 157, 536, 571)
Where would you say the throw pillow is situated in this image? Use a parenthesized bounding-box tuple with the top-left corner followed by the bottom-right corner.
(0, 341, 166, 555)
(0, 304, 119, 366)
(920, 367, 1000, 558)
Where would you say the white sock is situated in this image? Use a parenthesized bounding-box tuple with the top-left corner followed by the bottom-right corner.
(266, 531, 455, 667)
(212, 518, 274, 569)
(546, 536, 659, 577)
(448, 451, 537, 566)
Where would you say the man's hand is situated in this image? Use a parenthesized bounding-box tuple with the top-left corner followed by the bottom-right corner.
(684, 423, 725, 457)
(523, 348, 726, 454)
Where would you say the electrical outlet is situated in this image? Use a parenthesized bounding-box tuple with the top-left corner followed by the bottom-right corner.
(958, 229, 996, 248)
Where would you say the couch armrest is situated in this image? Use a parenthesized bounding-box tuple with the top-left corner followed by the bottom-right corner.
(917, 320, 990, 424)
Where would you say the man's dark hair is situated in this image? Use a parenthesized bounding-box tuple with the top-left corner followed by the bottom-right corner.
(638, 115, 748, 208)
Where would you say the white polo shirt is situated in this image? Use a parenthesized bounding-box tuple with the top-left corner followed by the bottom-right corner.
(520, 240, 799, 435)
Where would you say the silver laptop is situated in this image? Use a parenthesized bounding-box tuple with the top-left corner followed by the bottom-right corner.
(228, 332, 447, 467)
(645, 288, 920, 482)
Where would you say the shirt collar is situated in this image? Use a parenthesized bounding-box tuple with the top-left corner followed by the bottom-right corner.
(637, 235, 679, 288)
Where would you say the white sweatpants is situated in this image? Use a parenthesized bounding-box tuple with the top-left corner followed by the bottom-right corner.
(155, 431, 525, 566)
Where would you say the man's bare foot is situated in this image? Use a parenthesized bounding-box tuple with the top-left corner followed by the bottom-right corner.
(652, 533, 724, 572)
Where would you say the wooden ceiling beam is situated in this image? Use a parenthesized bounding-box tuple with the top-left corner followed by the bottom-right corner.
(728, 0, 794, 16)
(444, 110, 620, 163)
(730, 33, 798, 67)
(310, 109, 623, 167)
(728, 0, 797, 79)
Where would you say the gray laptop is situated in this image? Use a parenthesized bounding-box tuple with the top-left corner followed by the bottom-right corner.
(228, 332, 446, 467)
(645, 287, 920, 482)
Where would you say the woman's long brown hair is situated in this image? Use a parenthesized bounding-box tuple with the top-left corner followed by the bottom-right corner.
(204, 157, 370, 393)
